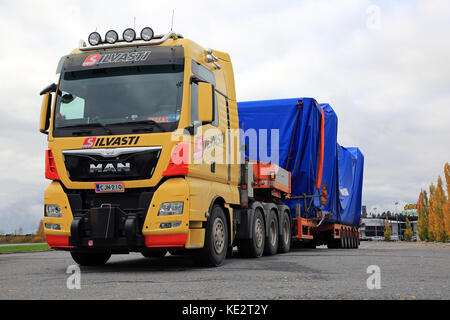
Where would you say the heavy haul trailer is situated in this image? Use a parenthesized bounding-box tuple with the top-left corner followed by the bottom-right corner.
(237, 99, 364, 250)
(39, 28, 363, 267)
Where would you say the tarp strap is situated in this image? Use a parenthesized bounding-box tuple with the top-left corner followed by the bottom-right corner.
(285, 100, 303, 170)
(316, 107, 325, 190)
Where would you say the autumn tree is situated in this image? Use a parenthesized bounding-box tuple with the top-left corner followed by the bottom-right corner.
(429, 177, 447, 242)
(33, 219, 45, 242)
(444, 163, 450, 238)
(404, 218, 413, 241)
(384, 217, 391, 241)
(417, 190, 430, 241)
(428, 185, 436, 241)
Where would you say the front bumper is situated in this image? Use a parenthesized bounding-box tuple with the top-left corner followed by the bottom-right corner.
(44, 178, 193, 252)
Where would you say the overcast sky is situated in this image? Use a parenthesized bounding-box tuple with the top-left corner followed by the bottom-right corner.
(0, 0, 449, 233)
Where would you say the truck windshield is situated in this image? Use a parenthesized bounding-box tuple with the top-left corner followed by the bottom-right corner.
(53, 64, 184, 136)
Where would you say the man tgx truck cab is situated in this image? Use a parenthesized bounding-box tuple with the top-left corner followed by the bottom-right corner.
(40, 28, 293, 267)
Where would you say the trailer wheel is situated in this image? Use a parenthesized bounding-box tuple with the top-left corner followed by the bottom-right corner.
(344, 229, 350, 248)
(237, 209, 265, 258)
(353, 230, 359, 249)
(278, 211, 291, 253)
(348, 230, 353, 248)
(340, 228, 346, 249)
(193, 204, 228, 267)
(70, 251, 111, 266)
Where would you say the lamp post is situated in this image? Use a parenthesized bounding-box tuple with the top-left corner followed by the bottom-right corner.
(395, 202, 399, 240)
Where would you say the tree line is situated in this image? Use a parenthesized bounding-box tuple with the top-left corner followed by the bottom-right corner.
(417, 163, 450, 242)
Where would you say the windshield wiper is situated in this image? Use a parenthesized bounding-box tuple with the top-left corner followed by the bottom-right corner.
(109, 120, 168, 132)
(59, 123, 113, 135)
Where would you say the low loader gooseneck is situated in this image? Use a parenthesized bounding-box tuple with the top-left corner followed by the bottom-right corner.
(39, 28, 364, 267)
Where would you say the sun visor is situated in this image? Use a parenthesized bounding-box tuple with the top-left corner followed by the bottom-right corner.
(57, 46, 184, 74)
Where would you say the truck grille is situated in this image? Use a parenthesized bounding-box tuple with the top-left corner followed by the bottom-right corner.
(63, 146, 162, 182)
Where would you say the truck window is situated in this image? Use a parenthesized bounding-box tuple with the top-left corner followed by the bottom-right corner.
(58, 92, 85, 120)
(53, 64, 183, 136)
(191, 82, 199, 124)
(191, 61, 218, 126)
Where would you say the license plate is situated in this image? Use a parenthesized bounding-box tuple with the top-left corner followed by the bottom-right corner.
(95, 182, 125, 193)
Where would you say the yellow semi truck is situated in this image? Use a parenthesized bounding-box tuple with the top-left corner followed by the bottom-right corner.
(39, 28, 297, 267)
(39, 28, 362, 267)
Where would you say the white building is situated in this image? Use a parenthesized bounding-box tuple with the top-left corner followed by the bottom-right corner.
(360, 218, 418, 241)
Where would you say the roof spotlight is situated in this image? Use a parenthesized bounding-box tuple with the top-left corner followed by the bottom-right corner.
(123, 28, 136, 42)
(88, 32, 102, 46)
(140, 27, 154, 41)
(105, 30, 119, 44)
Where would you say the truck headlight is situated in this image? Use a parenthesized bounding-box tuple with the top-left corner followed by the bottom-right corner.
(158, 202, 184, 216)
(45, 205, 62, 217)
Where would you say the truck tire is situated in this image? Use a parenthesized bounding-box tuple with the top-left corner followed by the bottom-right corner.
(344, 230, 351, 249)
(141, 250, 167, 258)
(278, 211, 291, 253)
(264, 211, 279, 256)
(70, 251, 111, 266)
(193, 204, 228, 267)
(340, 228, 346, 248)
(237, 209, 265, 258)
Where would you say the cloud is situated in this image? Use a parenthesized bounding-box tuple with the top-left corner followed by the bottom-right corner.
(0, 0, 449, 232)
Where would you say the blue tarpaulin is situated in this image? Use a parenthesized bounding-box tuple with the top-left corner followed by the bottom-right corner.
(336, 145, 364, 226)
(319, 103, 340, 222)
(237, 98, 364, 226)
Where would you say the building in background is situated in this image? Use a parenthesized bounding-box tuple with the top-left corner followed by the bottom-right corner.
(360, 217, 418, 241)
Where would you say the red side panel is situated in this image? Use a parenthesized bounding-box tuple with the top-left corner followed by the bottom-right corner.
(162, 143, 189, 177)
(45, 149, 60, 180)
(46, 235, 72, 248)
(145, 234, 188, 247)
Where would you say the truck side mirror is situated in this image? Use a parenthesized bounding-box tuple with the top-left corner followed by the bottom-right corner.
(40, 93, 52, 134)
(197, 82, 213, 123)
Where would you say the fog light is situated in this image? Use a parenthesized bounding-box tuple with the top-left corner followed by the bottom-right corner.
(140, 27, 154, 41)
(123, 28, 136, 42)
(88, 32, 102, 46)
(45, 223, 61, 230)
(45, 205, 62, 217)
(160, 222, 182, 229)
(158, 202, 183, 216)
(105, 30, 119, 44)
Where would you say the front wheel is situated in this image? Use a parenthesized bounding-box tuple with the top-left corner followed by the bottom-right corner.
(70, 251, 111, 266)
(193, 205, 228, 267)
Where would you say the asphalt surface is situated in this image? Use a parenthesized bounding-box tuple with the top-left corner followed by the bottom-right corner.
(0, 241, 448, 300)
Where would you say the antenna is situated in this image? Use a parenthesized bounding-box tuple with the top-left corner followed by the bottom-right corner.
(134, 17, 136, 30)
(170, 9, 175, 31)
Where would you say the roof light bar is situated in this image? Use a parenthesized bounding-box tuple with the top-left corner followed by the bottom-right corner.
(82, 29, 182, 50)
